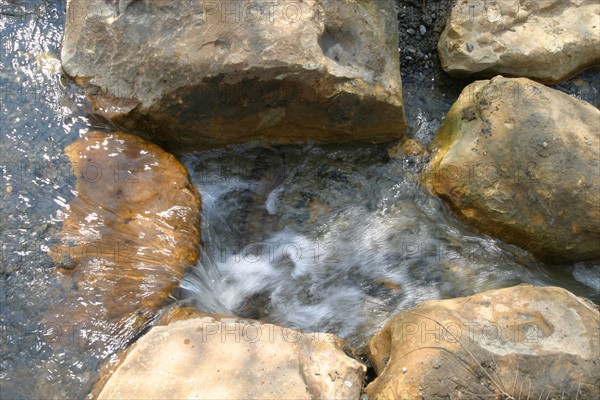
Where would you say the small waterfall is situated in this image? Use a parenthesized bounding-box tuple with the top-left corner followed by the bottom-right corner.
(177, 143, 587, 350)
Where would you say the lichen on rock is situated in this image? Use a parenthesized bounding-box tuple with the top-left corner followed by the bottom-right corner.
(424, 76, 600, 264)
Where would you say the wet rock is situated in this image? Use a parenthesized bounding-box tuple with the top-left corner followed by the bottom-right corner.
(367, 285, 600, 399)
(45, 131, 201, 351)
(388, 138, 427, 160)
(61, 0, 406, 152)
(423, 76, 600, 264)
(438, 0, 600, 84)
(98, 312, 366, 400)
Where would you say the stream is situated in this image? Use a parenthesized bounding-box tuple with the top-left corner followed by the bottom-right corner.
(1, 1, 599, 399)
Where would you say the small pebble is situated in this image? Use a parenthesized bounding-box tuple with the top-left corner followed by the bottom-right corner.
(6, 185, 13, 193)
(466, 43, 474, 52)
(56, 254, 77, 270)
(406, 46, 416, 54)
(419, 25, 427, 35)
(407, 28, 415, 35)
(402, 367, 408, 373)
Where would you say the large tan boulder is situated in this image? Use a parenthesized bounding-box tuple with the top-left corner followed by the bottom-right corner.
(423, 76, 600, 264)
(45, 131, 201, 351)
(61, 0, 406, 152)
(367, 285, 600, 400)
(438, 0, 600, 84)
(97, 313, 366, 399)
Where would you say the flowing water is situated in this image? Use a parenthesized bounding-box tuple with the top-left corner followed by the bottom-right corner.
(1, 1, 599, 399)
(177, 141, 600, 352)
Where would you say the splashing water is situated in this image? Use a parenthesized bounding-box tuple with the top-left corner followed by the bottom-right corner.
(178, 144, 599, 351)
(1, 1, 598, 398)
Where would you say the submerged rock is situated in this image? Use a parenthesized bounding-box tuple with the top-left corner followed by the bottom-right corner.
(97, 311, 366, 399)
(367, 285, 600, 399)
(423, 76, 600, 264)
(438, 0, 600, 84)
(45, 131, 201, 352)
(388, 137, 427, 160)
(61, 0, 406, 152)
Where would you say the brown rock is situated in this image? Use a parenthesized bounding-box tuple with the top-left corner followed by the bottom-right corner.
(45, 131, 201, 351)
(423, 76, 600, 264)
(438, 0, 600, 84)
(367, 285, 600, 400)
(98, 314, 366, 400)
(61, 0, 406, 152)
(388, 138, 427, 160)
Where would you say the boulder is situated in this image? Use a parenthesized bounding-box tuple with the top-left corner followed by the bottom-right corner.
(45, 131, 201, 350)
(61, 0, 406, 152)
(423, 76, 600, 264)
(438, 0, 600, 84)
(367, 285, 600, 400)
(97, 312, 366, 399)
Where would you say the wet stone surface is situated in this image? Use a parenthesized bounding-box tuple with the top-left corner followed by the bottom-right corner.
(1, 1, 599, 398)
